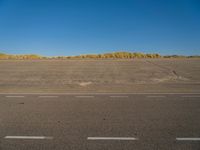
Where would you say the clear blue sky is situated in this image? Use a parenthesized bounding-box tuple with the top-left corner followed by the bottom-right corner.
(0, 0, 200, 56)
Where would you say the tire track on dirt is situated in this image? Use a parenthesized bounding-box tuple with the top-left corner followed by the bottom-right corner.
(145, 60, 184, 81)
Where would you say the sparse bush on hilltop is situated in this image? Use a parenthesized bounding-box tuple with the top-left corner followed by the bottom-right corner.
(188, 55, 200, 58)
(72, 52, 162, 59)
(0, 53, 43, 59)
(0, 51, 199, 59)
(163, 55, 186, 58)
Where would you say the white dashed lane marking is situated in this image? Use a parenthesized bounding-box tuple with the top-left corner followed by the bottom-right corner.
(87, 137, 138, 141)
(75, 96, 94, 98)
(4, 136, 53, 140)
(110, 96, 129, 98)
(176, 138, 200, 141)
(181, 96, 200, 98)
(147, 96, 166, 98)
(38, 96, 59, 98)
(1, 92, 200, 95)
(5, 96, 25, 98)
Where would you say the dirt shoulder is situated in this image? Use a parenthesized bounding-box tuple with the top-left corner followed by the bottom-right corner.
(0, 59, 199, 93)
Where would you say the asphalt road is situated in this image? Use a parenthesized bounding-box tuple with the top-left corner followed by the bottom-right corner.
(0, 93, 200, 150)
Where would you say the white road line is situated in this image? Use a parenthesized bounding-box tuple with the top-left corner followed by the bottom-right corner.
(75, 96, 94, 98)
(5, 96, 25, 98)
(87, 137, 138, 141)
(147, 96, 166, 98)
(1, 92, 200, 95)
(4, 136, 53, 140)
(110, 96, 129, 98)
(176, 138, 200, 141)
(38, 96, 59, 98)
(182, 96, 200, 98)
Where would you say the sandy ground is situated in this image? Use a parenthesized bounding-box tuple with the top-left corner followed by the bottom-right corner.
(0, 59, 199, 93)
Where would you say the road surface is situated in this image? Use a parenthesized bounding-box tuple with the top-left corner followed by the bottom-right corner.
(0, 93, 200, 150)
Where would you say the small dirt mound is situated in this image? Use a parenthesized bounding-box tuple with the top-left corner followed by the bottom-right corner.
(79, 82, 92, 87)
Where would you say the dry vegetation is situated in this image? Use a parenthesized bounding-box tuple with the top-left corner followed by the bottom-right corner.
(1, 52, 199, 60)
(0, 53, 44, 59)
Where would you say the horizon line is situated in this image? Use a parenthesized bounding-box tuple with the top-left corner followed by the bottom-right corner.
(1, 51, 199, 57)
